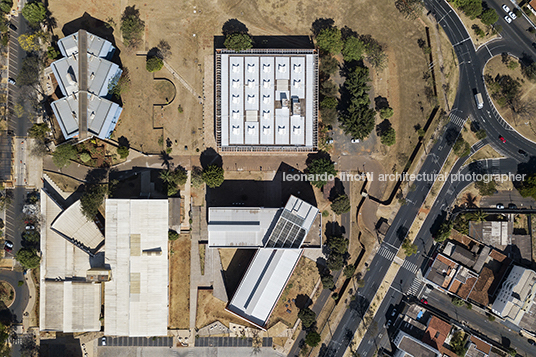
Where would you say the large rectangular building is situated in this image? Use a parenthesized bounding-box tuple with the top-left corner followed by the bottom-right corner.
(215, 49, 318, 152)
(104, 199, 169, 337)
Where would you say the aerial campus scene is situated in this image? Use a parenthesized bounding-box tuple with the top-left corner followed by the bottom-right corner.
(3, 0, 536, 357)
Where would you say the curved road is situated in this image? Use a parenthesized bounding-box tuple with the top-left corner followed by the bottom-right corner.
(319, 0, 536, 356)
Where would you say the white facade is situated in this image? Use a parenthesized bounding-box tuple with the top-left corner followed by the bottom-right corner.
(492, 266, 536, 325)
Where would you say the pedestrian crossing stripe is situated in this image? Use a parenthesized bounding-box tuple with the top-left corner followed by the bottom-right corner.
(402, 259, 418, 274)
(407, 277, 423, 296)
(378, 246, 395, 261)
(449, 114, 466, 127)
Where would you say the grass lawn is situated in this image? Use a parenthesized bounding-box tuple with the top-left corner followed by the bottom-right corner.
(485, 55, 536, 142)
(169, 234, 191, 329)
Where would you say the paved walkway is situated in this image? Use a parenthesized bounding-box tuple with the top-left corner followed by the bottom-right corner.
(22, 268, 37, 332)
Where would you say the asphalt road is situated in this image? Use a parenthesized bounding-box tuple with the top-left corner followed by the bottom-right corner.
(321, 0, 536, 355)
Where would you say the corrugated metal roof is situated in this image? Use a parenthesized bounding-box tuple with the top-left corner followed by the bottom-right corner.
(104, 199, 169, 337)
(51, 199, 103, 249)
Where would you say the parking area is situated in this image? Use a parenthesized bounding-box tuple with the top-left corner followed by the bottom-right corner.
(98, 336, 173, 347)
(195, 337, 272, 348)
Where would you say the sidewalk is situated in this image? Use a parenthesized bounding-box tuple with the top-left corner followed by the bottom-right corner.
(22, 269, 37, 332)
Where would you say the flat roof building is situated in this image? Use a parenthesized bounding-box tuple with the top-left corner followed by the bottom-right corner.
(216, 49, 318, 152)
(104, 199, 169, 337)
(49, 30, 122, 141)
(223, 195, 319, 328)
(393, 331, 441, 357)
(39, 190, 102, 333)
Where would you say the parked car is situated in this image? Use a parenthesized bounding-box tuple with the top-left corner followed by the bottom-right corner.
(505, 15, 512, 23)
(509, 11, 517, 20)
(528, 339, 536, 346)
(8, 78, 16, 85)
(499, 135, 506, 143)
(25, 225, 35, 230)
(508, 203, 517, 209)
(101, 337, 106, 346)
(8, 23, 17, 31)
(351, 139, 360, 143)
(3, 240, 13, 253)
(420, 298, 428, 305)
(496, 203, 505, 209)
(518, 149, 528, 157)
(502, 4, 510, 12)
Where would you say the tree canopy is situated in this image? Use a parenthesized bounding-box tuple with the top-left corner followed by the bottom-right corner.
(120, 6, 145, 48)
(480, 8, 499, 25)
(16, 56, 42, 86)
(321, 274, 335, 290)
(380, 126, 396, 146)
(519, 174, 536, 200)
(117, 146, 129, 159)
(202, 165, 225, 188)
(320, 55, 339, 75)
(342, 36, 365, 62)
(28, 123, 50, 140)
(343, 265, 356, 278)
(0, 0, 12, 14)
(80, 183, 107, 220)
(327, 235, 348, 255)
(453, 137, 470, 157)
(52, 144, 77, 168)
(22, 2, 46, 25)
(224, 33, 253, 52)
(146, 56, 164, 72)
(402, 239, 418, 256)
(298, 308, 316, 329)
(435, 220, 453, 242)
(340, 66, 375, 140)
(305, 331, 321, 347)
(331, 194, 351, 215)
(316, 27, 343, 54)
(453, 0, 482, 19)
(18, 33, 42, 52)
(16, 248, 40, 269)
(305, 157, 337, 188)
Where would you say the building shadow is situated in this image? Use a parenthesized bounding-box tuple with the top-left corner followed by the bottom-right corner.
(213, 35, 314, 50)
(221, 249, 257, 300)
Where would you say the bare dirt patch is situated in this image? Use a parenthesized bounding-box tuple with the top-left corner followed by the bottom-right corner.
(485, 55, 536, 142)
(0, 281, 14, 307)
(449, 6, 498, 49)
(196, 290, 254, 329)
(169, 234, 191, 329)
(45, 172, 82, 192)
(269, 257, 320, 328)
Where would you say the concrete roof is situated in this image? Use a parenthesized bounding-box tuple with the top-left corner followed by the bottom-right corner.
(51, 199, 104, 250)
(58, 31, 115, 59)
(394, 331, 441, 357)
(217, 50, 318, 151)
(39, 189, 101, 333)
(104, 199, 169, 337)
(226, 248, 302, 328)
(208, 207, 281, 247)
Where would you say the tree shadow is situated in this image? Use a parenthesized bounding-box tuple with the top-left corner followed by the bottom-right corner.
(295, 294, 312, 310)
(374, 96, 390, 111)
(376, 119, 392, 137)
(444, 127, 459, 146)
(325, 221, 345, 237)
(117, 136, 129, 148)
(200, 147, 223, 169)
(222, 19, 249, 36)
(340, 25, 358, 40)
(396, 225, 409, 243)
(147, 46, 162, 60)
(311, 18, 335, 37)
(429, 211, 448, 237)
(84, 167, 108, 184)
(305, 150, 333, 168)
(159, 150, 173, 170)
(328, 178, 346, 201)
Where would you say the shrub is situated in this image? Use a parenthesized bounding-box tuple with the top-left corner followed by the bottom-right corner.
(52, 144, 77, 168)
(47, 46, 59, 60)
(178, 105, 183, 113)
(202, 165, 225, 188)
(79, 152, 91, 163)
(168, 230, 179, 241)
(224, 33, 253, 52)
(452, 297, 465, 306)
(146, 56, 164, 72)
(322, 210, 329, 217)
(117, 146, 129, 159)
(304, 331, 321, 347)
(316, 27, 343, 54)
(487, 314, 495, 321)
(379, 107, 394, 119)
(343, 265, 356, 278)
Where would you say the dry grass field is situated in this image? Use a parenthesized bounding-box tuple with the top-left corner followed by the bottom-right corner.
(169, 234, 191, 329)
(485, 56, 536, 143)
(196, 290, 254, 329)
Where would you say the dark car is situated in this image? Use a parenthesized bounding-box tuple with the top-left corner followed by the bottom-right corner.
(508, 203, 517, 209)
(519, 149, 528, 157)
(8, 23, 17, 31)
(529, 339, 536, 345)
(3, 240, 13, 253)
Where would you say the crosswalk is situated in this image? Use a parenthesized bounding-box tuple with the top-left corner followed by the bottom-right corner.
(490, 158, 500, 174)
(450, 113, 466, 128)
(378, 245, 396, 261)
(470, 139, 487, 154)
(401, 259, 419, 274)
(407, 277, 424, 296)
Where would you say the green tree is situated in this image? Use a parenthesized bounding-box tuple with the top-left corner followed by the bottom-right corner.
(402, 239, 418, 256)
(52, 144, 77, 168)
(120, 6, 145, 48)
(320, 107, 337, 125)
(16, 248, 40, 269)
(320, 55, 339, 75)
(327, 236, 348, 255)
(321, 274, 335, 290)
(146, 56, 164, 72)
(470, 210, 488, 223)
(435, 220, 453, 242)
(459, 0, 483, 19)
(0, 0, 12, 14)
(304, 331, 321, 347)
(449, 330, 468, 356)
(343, 265, 356, 278)
(22, 230, 40, 247)
(202, 165, 225, 188)
(480, 8, 499, 25)
(224, 33, 253, 51)
(28, 123, 50, 140)
(522, 62, 536, 81)
(80, 183, 107, 220)
(320, 97, 338, 109)
(342, 36, 365, 62)
(327, 253, 345, 271)
(331, 194, 351, 215)
(16, 56, 42, 86)
(453, 137, 470, 157)
(108, 68, 131, 97)
(380, 126, 396, 146)
(476, 129, 487, 139)
(316, 27, 343, 54)
(379, 107, 394, 119)
(519, 174, 536, 200)
(298, 308, 316, 329)
(47, 46, 59, 60)
(22, 2, 46, 26)
(305, 157, 337, 188)
(472, 24, 485, 38)
(475, 179, 496, 196)
(117, 146, 129, 159)
(168, 230, 179, 241)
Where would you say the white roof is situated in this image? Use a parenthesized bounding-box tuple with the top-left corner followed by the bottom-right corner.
(39, 190, 101, 333)
(104, 199, 169, 337)
(226, 248, 302, 328)
(208, 207, 281, 247)
(58, 31, 115, 59)
(51, 199, 104, 249)
(219, 51, 317, 149)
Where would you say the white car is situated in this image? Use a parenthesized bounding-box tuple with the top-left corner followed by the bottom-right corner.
(502, 4, 510, 12)
(504, 15, 512, 23)
(351, 139, 360, 143)
(509, 11, 517, 20)
(101, 337, 106, 346)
